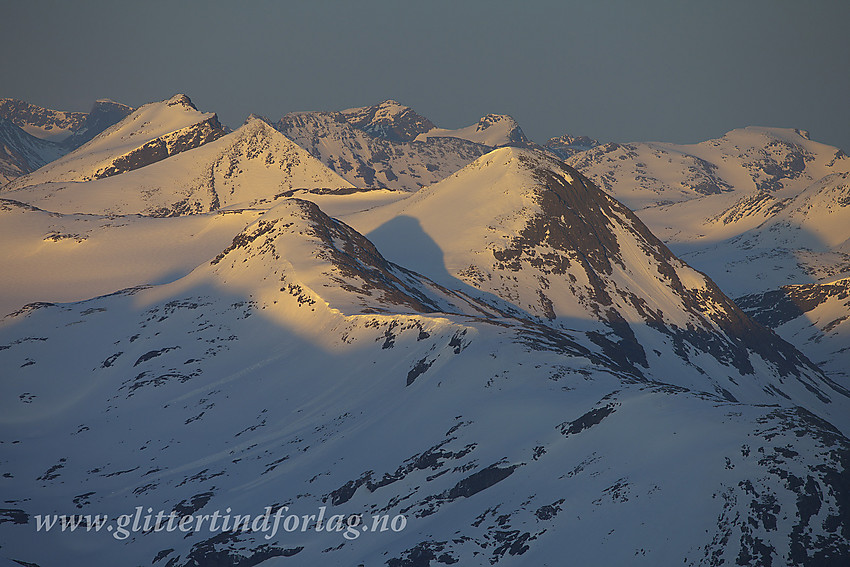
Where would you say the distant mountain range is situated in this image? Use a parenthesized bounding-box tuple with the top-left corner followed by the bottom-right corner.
(0, 98, 133, 184)
(1, 94, 848, 566)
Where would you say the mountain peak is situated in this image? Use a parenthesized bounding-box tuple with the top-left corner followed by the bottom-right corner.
(544, 134, 601, 158)
(243, 113, 272, 126)
(166, 93, 196, 109)
(414, 113, 529, 148)
(340, 99, 435, 142)
(0, 98, 87, 142)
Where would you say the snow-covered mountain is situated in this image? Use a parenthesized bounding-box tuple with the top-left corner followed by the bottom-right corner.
(339, 99, 436, 142)
(60, 99, 134, 150)
(2, 95, 850, 566)
(560, 127, 850, 292)
(276, 108, 491, 191)
(543, 133, 600, 159)
(563, 125, 850, 405)
(1, 118, 356, 216)
(345, 148, 849, 417)
(414, 113, 531, 148)
(2, 191, 849, 566)
(4, 94, 225, 190)
(0, 120, 66, 185)
(738, 277, 850, 386)
(0, 99, 133, 186)
(0, 98, 87, 142)
(674, 171, 850, 297)
(567, 127, 850, 236)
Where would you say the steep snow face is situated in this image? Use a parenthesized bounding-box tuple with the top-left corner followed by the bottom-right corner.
(1, 119, 356, 216)
(3, 94, 226, 190)
(738, 277, 850, 385)
(0, 120, 66, 185)
(0, 98, 87, 142)
(339, 99, 436, 142)
(276, 110, 490, 191)
(346, 148, 848, 413)
(415, 113, 530, 148)
(2, 192, 850, 566)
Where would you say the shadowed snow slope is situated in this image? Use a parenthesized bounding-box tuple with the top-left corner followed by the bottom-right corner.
(739, 277, 850, 385)
(0, 120, 66, 185)
(1, 193, 849, 566)
(3, 99, 850, 567)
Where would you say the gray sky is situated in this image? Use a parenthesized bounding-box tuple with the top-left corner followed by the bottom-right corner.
(3, 0, 848, 150)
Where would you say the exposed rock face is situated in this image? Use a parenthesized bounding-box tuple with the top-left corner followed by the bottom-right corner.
(0, 98, 134, 184)
(340, 99, 436, 142)
(0, 98, 86, 141)
(475, 113, 530, 146)
(276, 110, 490, 191)
(544, 134, 600, 159)
(3, 98, 850, 567)
(0, 118, 355, 216)
(0, 119, 65, 185)
(738, 278, 850, 385)
(2, 94, 227, 190)
(91, 113, 225, 180)
(567, 141, 734, 206)
(738, 279, 850, 329)
(350, 148, 846, 410)
(61, 99, 134, 150)
(414, 113, 537, 150)
(209, 199, 461, 315)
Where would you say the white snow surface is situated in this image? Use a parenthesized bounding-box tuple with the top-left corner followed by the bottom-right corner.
(1, 104, 850, 566)
(0, 119, 355, 216)
(2, 95, 219, 190)
(415, 113, 526, 147)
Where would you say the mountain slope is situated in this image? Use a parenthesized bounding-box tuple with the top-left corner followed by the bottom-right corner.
(1, 118, 356, 216)
(346, 148, 850, 420)
(674, 171, 850, 297)
(567, 127, 850, 214)
(3, 94, 226, 190)
(61, 99, 134, 150)
(0, 119, 66, 185)
(738, 277, 850, 385)
(276, 109, 491, 191)
(339, 99, 435, 142)
(0, 198, 268, 316)
(1, 198, 849, 566)
(0, 98, 87, 142)
(544, 133, 600, 159)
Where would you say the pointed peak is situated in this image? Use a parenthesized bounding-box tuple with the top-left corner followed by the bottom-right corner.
(166, 94, 196, 109)
(243, 113, 272, 126)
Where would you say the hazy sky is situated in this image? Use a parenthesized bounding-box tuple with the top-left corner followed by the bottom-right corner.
(3, 0, 848, 150)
